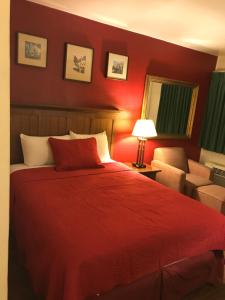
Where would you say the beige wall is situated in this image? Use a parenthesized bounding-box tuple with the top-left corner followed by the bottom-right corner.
(200, 149, 225, 168)
(200, 55, 225, 167)
(0, 0, 10, 299)
(216, 55, 225, 70)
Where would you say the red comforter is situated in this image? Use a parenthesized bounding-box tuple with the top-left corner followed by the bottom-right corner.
(10, 162, 225, 300)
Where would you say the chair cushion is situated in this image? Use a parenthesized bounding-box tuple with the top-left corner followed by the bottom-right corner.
(194, 185, 225, 214)
(184, 173, 212, 197)
(153, 147, 189, 172)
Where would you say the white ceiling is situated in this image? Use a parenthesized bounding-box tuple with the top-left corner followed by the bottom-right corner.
(28, 0, 225, 55)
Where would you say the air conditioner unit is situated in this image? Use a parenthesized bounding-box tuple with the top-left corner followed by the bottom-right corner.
(205, 162, 225, 187)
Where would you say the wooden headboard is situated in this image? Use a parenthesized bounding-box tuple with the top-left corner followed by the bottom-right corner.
(10, 104, 124, 164)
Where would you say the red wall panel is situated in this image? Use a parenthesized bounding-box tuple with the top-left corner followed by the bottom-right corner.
(10, 0, 217, 162)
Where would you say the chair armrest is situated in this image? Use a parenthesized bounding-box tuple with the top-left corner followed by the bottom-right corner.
(151, 160, 186, 193)
(188, 159, 212, 179)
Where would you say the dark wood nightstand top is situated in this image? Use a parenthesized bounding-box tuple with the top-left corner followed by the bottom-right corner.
(124, 162, 161, 175)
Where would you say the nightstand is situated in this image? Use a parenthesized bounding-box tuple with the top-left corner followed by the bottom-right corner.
(124, 162, 161, 180)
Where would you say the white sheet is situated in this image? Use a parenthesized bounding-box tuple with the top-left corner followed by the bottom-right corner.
(10, 164, 53, 174)
(10, 160, 115, 174)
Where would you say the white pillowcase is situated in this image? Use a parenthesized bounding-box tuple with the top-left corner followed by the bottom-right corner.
(70, 131, 111, 163)
(20, 134, 70, 166)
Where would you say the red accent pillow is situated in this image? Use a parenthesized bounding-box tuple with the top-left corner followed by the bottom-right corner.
(48, 137, 103, 171)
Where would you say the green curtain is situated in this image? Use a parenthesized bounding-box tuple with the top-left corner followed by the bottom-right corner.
(156, 83, 192, 134)
(200, 72, 225, 154)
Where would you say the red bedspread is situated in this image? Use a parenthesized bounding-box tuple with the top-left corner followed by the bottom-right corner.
(10, 163, 225, 300)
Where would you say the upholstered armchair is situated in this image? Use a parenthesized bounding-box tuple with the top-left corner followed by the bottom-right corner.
(151, 147, 213, 197)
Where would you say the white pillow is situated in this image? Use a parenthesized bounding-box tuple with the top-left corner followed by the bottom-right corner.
(20, 134, 70, 166)
(70, 131, 111, 163)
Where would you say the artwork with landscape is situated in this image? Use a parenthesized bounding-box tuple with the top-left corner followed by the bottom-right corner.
(17, 33, 47, 68)
(106, 52, 128, 80)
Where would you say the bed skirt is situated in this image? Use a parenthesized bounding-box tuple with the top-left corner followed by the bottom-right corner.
(88, 251, 224, 300)
(11, 232, 224, 300)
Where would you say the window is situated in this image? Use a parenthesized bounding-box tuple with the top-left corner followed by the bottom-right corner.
(200, 72, 225, 154)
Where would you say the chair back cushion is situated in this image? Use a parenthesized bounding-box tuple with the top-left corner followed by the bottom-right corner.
(153, 147, 189, 172)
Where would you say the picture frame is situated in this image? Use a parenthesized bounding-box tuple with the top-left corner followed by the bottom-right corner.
(17, 32, 47, 68)
(64, 43, 93, 83)
(106, 52, 128, 80)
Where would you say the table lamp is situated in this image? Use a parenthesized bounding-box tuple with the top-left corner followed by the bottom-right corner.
(132, 119, 157, 168)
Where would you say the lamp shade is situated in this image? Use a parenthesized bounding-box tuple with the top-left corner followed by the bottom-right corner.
(132, 119, 157, 138)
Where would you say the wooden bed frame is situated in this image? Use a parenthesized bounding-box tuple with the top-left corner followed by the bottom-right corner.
(10, 103, 125, 164)
(10, 103, 224, 300)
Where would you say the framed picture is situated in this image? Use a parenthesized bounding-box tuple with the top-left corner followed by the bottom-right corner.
(106, 52, 128, 80)
(64, 43, 93, 83)
(17, 32, 47, 68)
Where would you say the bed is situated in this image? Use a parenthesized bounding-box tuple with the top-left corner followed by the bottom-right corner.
(10, 104, 225, 300)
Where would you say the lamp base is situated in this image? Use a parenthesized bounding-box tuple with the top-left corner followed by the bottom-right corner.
(132, 162, 146, 168)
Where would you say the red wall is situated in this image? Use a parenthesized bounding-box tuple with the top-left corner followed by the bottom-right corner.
(10, 0, 217, 162)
